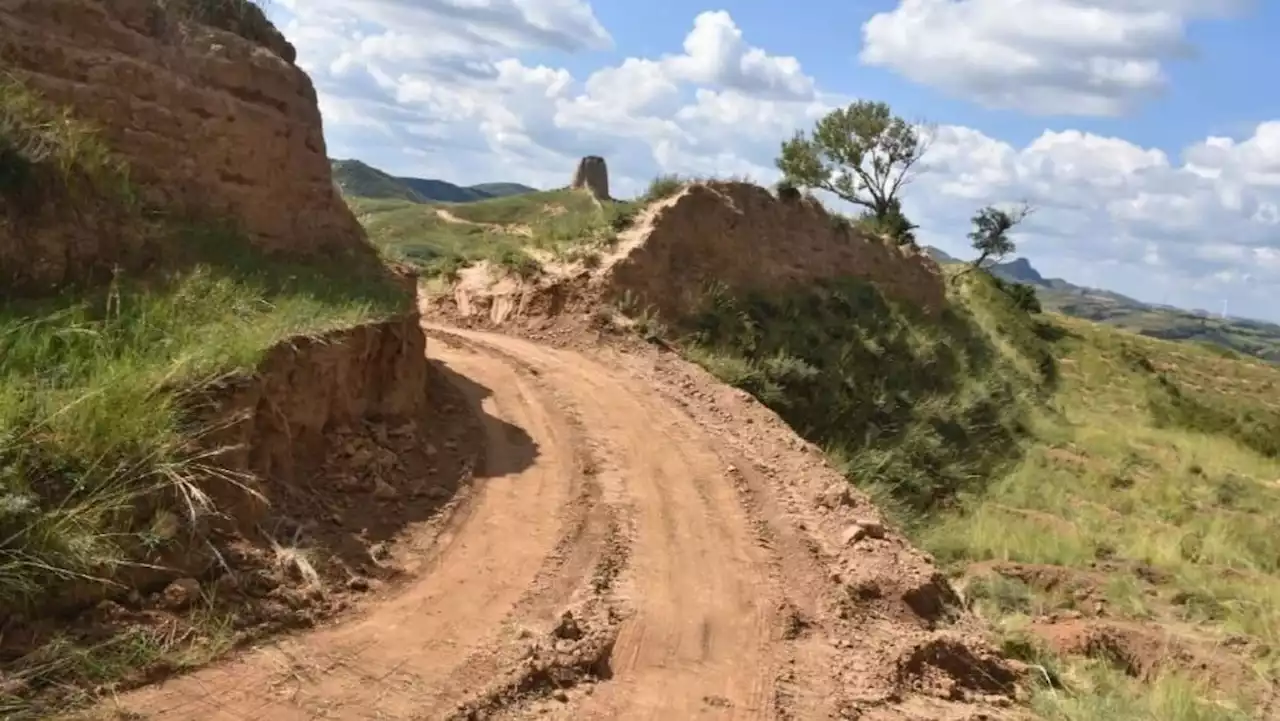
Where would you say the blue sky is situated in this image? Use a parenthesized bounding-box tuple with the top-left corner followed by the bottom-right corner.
(265, 0, 1280, 322)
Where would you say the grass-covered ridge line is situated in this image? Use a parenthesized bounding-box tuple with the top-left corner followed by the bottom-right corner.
(158, 0, 293, 62)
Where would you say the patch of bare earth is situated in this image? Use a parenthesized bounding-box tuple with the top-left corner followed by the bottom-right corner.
(434, 208, 533, 237)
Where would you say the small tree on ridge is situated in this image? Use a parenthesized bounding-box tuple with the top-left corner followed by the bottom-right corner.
(967, 202, 1034, 270)
(776, 100, 931, 243)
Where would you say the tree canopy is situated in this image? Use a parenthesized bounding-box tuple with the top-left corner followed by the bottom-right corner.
(776, 100, 930, 242)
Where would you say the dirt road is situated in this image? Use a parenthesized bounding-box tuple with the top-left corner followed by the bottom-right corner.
(103, 326, 1017, 720)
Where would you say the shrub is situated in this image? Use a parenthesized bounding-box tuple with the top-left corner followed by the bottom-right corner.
(641, 174, 686, 203)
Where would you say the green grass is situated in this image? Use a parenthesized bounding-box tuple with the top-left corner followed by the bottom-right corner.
(640, 174, 687, 203)
(0, 224, 407, 613)
(674, 272, 1051, 521)
(658, 265, 1280, 718)
(436, 188, 600, 225)
(159, 0, 287, 60)
(0, 601, 238, 718)
(0, 76, 133, 210)
(0, 76, 409, 620)
(350, 191, 640, 279)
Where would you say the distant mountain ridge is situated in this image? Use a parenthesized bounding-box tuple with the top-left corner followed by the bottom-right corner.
(925, 247, 1280, 362)
(330, 159, 538, 204)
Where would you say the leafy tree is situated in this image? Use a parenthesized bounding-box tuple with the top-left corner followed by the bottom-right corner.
(776, 100, 930, 242)
(968, 202, 1033, 269)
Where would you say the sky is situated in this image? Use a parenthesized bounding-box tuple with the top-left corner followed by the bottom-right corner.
(263, 0, 1280, 322)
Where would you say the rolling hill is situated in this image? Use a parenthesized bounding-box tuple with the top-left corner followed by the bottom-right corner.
(927, 247, 1280, 361)
(329, 159, 538, 204)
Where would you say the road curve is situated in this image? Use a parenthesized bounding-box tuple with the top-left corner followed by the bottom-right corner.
(95, 324, 1008, 721)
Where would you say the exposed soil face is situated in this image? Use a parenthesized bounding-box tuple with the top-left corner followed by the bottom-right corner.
(3, 344, 472, 716)
(422, 182, 948, 342)
(78, 322, 1024, 721)
(962, 561, 1278, 716)
(0, 0, 379, 294)
(604, 182, 947, 320)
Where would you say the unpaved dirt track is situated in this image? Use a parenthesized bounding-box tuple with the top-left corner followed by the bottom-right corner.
(101, 325, 1016, 721)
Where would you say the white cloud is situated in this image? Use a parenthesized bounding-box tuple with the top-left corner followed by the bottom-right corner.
(860, 0, 1248, 116)
(267, 2, 1280, 321)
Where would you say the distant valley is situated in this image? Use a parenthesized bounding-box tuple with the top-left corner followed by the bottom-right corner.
(927, 247, 1280, 362)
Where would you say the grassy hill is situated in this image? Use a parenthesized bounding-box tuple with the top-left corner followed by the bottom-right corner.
(347, 188, 637, 279)
(330, 159, 538, 204)
(927, 247, 1280, 363)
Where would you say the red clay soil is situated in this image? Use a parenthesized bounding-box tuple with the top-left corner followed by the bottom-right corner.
(78, 323, 1027, 721)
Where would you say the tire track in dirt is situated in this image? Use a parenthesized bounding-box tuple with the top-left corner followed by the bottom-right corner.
(100, 337, 595, 720)
(93, 323, 1018, 721)
(425, 327, 788, 720)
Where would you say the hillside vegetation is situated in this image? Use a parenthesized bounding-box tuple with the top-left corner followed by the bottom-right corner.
(679, 259, 1279, 719)
(348, 188, 640, 279)
(385, 168, 1280, 719)
(667, 262, 1280, 720)
(0, 72, 409, 718)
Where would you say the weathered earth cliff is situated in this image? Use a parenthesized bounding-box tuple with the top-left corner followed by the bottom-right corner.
(0, 0, 433, 618)
(0, 0, 376, 292)
(607, 181, 946, 320)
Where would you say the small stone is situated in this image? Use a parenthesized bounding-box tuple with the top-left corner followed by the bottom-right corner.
(425, 443, 438, 457)
(162, 577, 201, 610)
(347, 576, 371, 592)
(373, 478, 399, 500)
(858, 520, 886, 539)
(552, 610, 583, 640)
(839, 521, 885, 546)
(552, 689, 569, 703)
(818, 482, 851, 509)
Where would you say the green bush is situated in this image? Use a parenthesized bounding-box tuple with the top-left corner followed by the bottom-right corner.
(641, 174, 686, 203)
(990, 275, 1043, 314)
(679, 277, 1042, 518)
